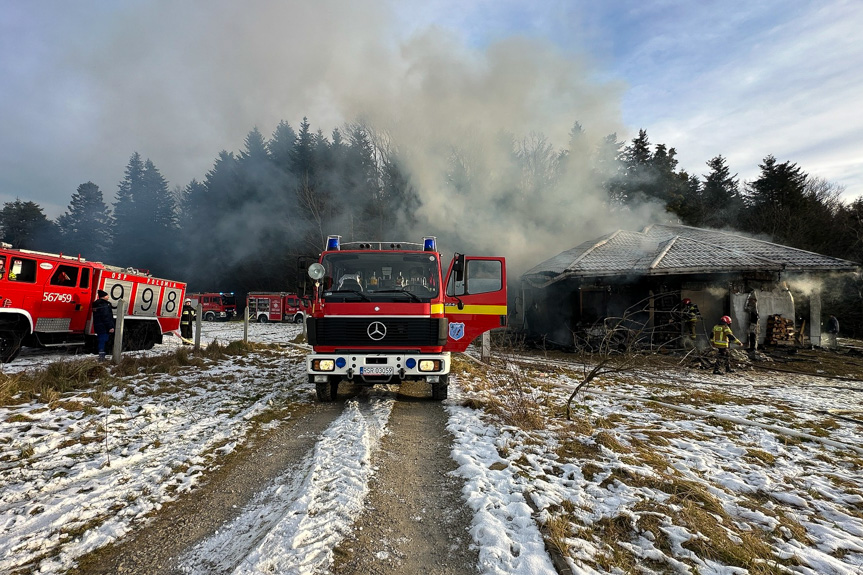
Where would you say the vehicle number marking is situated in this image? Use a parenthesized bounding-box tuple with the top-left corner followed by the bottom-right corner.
(43, 292, 73, 303)
(360, 367, 394, 375)
(102, 279, 134, 315)
(133, 285, 160, 317)
(160, 288, 182, 317)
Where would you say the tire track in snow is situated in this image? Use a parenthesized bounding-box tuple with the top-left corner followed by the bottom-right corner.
(180, 397, 393, 575)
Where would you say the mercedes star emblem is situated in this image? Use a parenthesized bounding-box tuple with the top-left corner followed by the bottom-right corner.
(367, 321, 387, 341)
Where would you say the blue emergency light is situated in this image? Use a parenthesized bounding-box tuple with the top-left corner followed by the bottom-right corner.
(423, 237, 436, 252)
(326, 235, 341, 251)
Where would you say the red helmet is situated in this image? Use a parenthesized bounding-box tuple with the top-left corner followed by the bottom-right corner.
(721, 315, 732, 325)
(682, 298, 691, 304)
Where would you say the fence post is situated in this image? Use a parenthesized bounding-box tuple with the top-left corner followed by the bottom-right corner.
(244, 306, 249, 343)
(481, 331, 491, 363)
(112, 299, 125, 364)
(194, 303, 202, 350)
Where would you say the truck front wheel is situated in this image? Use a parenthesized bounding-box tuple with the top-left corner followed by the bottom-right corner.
(431, 375, 448, 401)
(316, 379, 339, 402)
(0, 329, 23, 363)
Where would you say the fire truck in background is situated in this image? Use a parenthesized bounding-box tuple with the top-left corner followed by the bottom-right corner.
(305, 235, 507, 401)
(187, 292, 236, 321)
(0, 244, 185, 363)
(247, 292, 310, 323)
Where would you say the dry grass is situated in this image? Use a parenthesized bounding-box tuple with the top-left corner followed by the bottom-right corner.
(0, 340, 271, 409)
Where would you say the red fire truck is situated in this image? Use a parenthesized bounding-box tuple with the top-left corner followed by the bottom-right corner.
(247, 292, 310, 323)
(187, 292, 236, 321)
(305, 235, 506, 401)
(0, 245, 186, 362)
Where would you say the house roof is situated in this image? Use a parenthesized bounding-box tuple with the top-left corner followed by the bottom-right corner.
(522, 224, 859, 286)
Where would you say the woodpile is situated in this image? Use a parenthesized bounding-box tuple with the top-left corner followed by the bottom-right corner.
(766, 315, 795, 345)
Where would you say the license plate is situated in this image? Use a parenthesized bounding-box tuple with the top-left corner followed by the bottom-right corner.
(360, 366, 394, 375)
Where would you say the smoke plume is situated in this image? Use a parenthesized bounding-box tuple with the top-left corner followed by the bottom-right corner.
(52, 1, 668, 274)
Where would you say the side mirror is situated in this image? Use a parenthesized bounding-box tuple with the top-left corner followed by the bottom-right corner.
(308, 263, 325, 280)
(452, 253, 465, 283)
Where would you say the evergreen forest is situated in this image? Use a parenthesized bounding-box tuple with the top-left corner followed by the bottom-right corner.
(3, 119, 862, 335)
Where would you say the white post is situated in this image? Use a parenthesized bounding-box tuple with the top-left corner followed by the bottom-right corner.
(244, 305, 249, 343)
(112, 299, 125, 364)
(194, 303, 202, 350)
(481, 331, 491, 363)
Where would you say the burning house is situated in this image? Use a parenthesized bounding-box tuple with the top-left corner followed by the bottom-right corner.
(518, 224, 859, 350)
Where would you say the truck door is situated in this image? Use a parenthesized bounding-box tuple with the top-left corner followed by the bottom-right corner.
(442, 255, 507, 353)
(270, 296, 283, 321)
(43, 263, 90, 332)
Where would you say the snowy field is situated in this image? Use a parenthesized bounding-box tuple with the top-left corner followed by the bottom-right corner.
(1, 321, 862, 574)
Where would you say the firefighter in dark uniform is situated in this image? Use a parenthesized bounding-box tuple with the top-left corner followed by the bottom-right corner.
(180, 298, 196, 342)
(92, 289, 115, 361)
(680, 298, 701, 340)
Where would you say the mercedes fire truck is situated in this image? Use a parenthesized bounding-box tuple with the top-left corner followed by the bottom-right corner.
(305, 235, 507, 401)
(0, 245, 186, 362)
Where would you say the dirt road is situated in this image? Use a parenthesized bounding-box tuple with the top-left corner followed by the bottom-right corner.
(331, 384, 480, 575)
(69, 382, 479, 575)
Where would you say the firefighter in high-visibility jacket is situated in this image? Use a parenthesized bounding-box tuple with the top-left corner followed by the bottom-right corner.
(180, 298, 196, 342)
(711, 315, 741, 374)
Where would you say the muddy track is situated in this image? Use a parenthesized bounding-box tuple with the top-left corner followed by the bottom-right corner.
(331, 382, 480, 575)
(68, 401, 344, 575)
(68, 381, 478, 575)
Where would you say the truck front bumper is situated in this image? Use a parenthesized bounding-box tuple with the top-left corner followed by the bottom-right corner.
(307, 352, 451, 383)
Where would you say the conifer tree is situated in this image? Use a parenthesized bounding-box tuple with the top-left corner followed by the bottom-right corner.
(0, 199, 57, 250)
(697, 155, 743, 228)
(56, 181, 112, 261)
(111, 152, 145, 262)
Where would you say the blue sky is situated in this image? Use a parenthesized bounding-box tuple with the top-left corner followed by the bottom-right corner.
(2, 0, 861, 218)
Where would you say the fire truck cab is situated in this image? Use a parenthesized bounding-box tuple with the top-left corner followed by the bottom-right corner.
(0, 245, 185, 362)
(305, 236, 507, 401)
(247, 292, 310, 323)
(188, 292, 236, 321)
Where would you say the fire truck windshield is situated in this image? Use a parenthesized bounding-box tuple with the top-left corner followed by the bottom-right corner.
(320, 252, 440, 301)
(221, 294, 236, 306)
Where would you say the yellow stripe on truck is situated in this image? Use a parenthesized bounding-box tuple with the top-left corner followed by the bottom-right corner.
(445, 304, 508, 315)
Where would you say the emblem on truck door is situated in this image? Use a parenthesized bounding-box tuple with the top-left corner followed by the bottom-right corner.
(367, 321, 387, 341)
(449, 322, 465, 340)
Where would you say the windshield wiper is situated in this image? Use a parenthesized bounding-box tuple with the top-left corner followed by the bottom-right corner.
(373, 289, 422, 303)
(329, 289, 370, 301)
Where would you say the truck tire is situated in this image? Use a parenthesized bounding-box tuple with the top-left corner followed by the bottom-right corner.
(0, 329, 22, 363)
(293, 314, 303, 324)
(204, 312, 216, 322)
(316, 379, 339, 402)
(257, 315, 268, 323)
(431, 375, 448, 401)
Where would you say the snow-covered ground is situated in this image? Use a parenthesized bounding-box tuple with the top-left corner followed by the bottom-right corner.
(1, 322, 862, 574)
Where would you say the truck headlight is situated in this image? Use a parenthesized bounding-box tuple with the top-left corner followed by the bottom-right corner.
(418, 360, 441, 372)
(313, 359, 335, 371)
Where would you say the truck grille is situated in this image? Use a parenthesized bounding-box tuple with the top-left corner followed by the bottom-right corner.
(310, 317, 446, 348)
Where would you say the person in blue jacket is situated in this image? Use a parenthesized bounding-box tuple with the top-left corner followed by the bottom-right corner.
(92, 289, 115, 361)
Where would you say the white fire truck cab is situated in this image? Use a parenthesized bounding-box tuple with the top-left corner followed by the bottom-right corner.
(305, 235, 507, 401)
(0, 245, 185, 362)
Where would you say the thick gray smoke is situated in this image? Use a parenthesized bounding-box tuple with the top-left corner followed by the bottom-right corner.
(51, 1, 667, 275)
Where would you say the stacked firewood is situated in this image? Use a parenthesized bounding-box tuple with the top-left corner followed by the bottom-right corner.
(766, 315, 795, 345)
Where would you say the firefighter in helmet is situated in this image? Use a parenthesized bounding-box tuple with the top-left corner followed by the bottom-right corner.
(180, 298, 196, 342)
(679, 298, 701, 340)
(710, 315, 741, 374)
